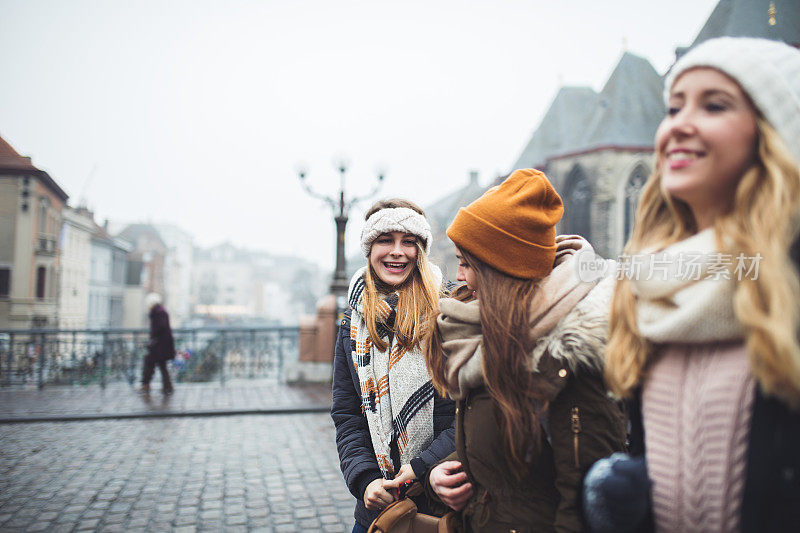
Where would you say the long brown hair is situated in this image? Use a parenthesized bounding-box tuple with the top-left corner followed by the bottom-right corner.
(362, 199, 441, 353)
(425, 249, 549, 476)
(606, 117, 800, 406)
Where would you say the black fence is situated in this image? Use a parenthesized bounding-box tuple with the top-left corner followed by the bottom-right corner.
(0, 326, 299, 389)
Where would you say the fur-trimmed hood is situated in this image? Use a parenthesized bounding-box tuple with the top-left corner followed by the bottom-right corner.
(436, 235, 615, 400)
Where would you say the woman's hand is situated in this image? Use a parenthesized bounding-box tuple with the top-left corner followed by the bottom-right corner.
(429, 461, 473, 511)
(364, 478, 396, 510)
(385, 463, 417, 489)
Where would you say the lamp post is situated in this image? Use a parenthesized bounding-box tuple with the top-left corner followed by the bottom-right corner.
(298, 162, 383, 316)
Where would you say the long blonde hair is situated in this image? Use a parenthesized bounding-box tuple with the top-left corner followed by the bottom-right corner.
(362, 199, 441, 353)
(606, 117, 800, 406)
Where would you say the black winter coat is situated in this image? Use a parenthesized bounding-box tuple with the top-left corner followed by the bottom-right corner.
(147, 304, 175, 362)
(331, 309, 456, 527)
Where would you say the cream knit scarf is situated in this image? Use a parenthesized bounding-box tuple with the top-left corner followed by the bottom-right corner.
(630, 228, 745, 343)
(347, 266, 439, 479)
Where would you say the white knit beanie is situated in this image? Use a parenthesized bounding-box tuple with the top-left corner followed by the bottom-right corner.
(665, 37, 800, 169)
(360, 207, 432, 256)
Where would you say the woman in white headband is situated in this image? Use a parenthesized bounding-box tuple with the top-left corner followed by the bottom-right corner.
(330, 198, 455, 533)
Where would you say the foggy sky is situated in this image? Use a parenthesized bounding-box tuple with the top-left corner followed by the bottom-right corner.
(0, 0, 718, 271)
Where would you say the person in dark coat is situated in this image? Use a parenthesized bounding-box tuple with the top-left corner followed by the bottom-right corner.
(423, 170, 626, 532)
(140, 292, 175, 394)
(330, 198, 456, 533)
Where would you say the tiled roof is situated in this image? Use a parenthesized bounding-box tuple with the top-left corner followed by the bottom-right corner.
(117, 224, 168, 250)
(581, 52, 664, 149)
(0, 134, 69, 202)
(691, 0, 800, 49)
(511, 87, 599, 170)
(0, 134, 39, 172)
(510, 52, 662, 171)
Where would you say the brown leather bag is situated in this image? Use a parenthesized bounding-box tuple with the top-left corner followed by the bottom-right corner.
(367, 481, 459, 533)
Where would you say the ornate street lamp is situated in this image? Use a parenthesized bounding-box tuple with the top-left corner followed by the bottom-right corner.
(298, 161, 383, 316)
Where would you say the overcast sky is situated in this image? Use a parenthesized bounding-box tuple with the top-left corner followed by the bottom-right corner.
(0, 0, 719, 271)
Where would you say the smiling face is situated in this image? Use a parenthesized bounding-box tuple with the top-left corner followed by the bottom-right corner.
(456, 250, 479, 298)
(656, 67, 759, 229)
(369, 232, 419, 287)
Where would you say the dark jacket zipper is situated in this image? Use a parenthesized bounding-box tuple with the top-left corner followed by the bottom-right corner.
(571, 406, 581, 468)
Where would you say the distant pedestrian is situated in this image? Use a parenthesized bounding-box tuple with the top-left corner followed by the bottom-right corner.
(423, 169, 626, 532)
(330, 199, 455, 533)
(585, 37, 800, 533)
(140, 292, 175, 395)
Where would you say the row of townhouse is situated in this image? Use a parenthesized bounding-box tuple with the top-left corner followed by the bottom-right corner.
(0, 135, 143, 331)
(0, 135, 323, 331)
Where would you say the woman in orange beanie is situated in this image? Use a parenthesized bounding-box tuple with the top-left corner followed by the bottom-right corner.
(423, 169, 626, 532)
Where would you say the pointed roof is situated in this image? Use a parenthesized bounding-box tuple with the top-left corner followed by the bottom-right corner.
(0, 135, 38, 172)
(512, 87, 599, 170)
(426, 170, 486, 232)
(117, 223, 168, 252)
(0, 134, 68, 202)
(580, 52, 664, 149)
(690, 0, 800, 49)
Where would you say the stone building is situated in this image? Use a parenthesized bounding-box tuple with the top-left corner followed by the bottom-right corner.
(514, 51, 663, 258)
(116, 224, 168, 300)
(425, 170, 487, 280)
(512, 0, 799, 258)
(87, 223, 130, 329)
(422, 0, 800, 264)
(0, 135, 68, 329)
(58, 206, 95, 330)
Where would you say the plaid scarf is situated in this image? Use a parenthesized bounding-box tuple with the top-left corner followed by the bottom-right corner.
(348, 267, 436, 479)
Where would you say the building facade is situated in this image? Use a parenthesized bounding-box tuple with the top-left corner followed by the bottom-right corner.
(87, 224, 129, 329)
(58, 206, 95, 330)
(0, 136, 69, 329)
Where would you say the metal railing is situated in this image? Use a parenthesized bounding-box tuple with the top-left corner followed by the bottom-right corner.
(0, 326, 299, 389)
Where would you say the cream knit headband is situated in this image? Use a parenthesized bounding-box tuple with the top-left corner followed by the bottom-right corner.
(360, 207, 432, 256)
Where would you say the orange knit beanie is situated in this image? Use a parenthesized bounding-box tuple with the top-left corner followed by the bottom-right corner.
(447, 168, 563, 279)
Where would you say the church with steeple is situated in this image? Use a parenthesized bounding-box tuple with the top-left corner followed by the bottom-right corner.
(426, 0, 800, 272)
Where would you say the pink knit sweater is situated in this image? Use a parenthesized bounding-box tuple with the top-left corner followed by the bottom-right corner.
(642, 342, 754, 532)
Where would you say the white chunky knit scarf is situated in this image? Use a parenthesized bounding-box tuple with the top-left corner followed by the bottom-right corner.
(347, 266, 437, 478)
(630, 229, 745, 343)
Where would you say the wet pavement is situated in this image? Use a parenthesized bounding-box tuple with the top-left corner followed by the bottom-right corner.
(0, 380, 331, 422)
(0, 381, 362, 532)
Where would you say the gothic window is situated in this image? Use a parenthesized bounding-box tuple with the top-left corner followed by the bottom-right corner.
(564, 165, 592, 241)
(624, 164, 649, 240)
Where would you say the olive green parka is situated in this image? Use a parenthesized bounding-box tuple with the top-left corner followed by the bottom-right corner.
(428, 239, 626, 532)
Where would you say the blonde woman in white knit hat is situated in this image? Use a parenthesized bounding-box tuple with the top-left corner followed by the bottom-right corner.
(330, 198, 455, 532)
(582, 37, 800, 533)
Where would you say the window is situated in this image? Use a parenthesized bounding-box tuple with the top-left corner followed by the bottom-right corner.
(624, 164, 648, 240)
(0, 268, 10, 297)
(36, 266, 46, 299)
(38, 197, 49, 234)
(564, 165, 592, 241)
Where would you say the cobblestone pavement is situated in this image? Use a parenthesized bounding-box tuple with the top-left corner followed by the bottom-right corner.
(0, 414, 358, 532)
(0, 380, 332, 421)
